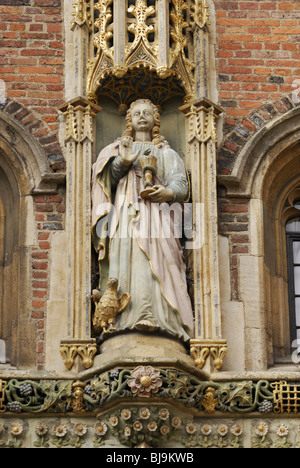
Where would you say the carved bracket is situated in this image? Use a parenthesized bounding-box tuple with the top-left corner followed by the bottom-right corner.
(190, 339, 228, 371)
(60, 339, 98, 371)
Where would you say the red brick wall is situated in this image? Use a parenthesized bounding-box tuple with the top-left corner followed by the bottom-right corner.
(215, 0, 300, 174)
(0, 0, 64, 132)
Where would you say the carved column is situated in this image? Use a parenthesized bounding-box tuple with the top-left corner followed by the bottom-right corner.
(58, 0, 101, 371)
(180, 98, 228, 372)
(58, 98, 101, 371)
(71, 0, 93, 97)
(157, 0, 170, 76)
(114, 0, 126, 74)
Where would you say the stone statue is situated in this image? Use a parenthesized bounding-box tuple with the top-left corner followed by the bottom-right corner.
(91, 99, 194, 344)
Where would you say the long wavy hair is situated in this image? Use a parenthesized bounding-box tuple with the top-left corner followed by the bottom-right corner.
(122, 99, 166, 147)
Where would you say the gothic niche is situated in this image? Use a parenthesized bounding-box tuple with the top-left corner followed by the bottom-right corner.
(91, 99, 194, 349)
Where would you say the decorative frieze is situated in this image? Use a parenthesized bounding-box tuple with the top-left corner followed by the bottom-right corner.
(0, 370, 284, 416)
(2, 414, 300, 449)
(2, 370, 300, 447)
(60, 339, 98, 371)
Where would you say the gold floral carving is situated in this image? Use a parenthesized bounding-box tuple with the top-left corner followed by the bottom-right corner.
(93, 0, 114, 59)
(169, 0, 194, 97)
(128, 366, 163, 397)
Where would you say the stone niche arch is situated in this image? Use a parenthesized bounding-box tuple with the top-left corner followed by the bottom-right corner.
(0, 109, 61, 368)
(219, 107, 300, 369)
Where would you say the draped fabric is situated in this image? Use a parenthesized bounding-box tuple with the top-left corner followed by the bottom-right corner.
(92, 140, 194, 343)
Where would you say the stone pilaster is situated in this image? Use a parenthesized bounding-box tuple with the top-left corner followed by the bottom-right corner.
(180, 98, 228, 372)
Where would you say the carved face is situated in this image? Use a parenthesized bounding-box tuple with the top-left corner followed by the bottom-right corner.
(130, 102, 155, 134)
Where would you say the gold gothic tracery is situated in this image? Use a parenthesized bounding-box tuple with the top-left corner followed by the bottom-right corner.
(84, 0, 210, 105)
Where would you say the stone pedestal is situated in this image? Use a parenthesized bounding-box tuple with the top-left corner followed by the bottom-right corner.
(91, 333, 208, 380)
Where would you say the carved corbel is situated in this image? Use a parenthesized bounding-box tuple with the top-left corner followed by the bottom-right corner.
(190, 339, 228, 371)
(60, 339, 98, 371)
(60, 343, 78, 371)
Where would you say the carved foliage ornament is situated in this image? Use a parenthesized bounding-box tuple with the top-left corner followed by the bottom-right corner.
(85, 0, 210, 105)
(1, 371, 274, 415)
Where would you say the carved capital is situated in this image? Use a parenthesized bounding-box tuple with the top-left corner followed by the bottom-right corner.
(190, 339, 228, 371)
(180, 98, 223, 144)
(58, 97, 102, 144)
(60, 339, 98, 371)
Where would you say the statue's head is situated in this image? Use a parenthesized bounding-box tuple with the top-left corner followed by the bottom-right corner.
(122, 99, 164, 147)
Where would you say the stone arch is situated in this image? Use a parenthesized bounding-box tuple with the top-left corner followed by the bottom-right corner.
(217, 94, 299, 182)
(218, 102, 300, 197)
(1, 99, 65, 178)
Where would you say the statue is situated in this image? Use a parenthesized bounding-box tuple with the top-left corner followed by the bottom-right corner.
(91, 99, 194, 344)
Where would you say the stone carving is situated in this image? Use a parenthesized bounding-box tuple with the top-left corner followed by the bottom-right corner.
(92, 278, 131, 335)
(91, 99, 194, 343)
(2, 415, 300, 448)
(86, 0, 210, 105)
(0, 372, 275, 416)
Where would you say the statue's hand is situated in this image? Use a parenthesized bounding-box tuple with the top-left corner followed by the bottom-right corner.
(119, 136, 140, 166)
(148, 185, 174, 203)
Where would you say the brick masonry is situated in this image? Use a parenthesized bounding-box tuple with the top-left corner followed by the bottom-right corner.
(215, 0, 300, 173)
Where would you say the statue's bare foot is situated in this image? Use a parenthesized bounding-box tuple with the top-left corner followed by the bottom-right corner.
(135, 320, 157, 332)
